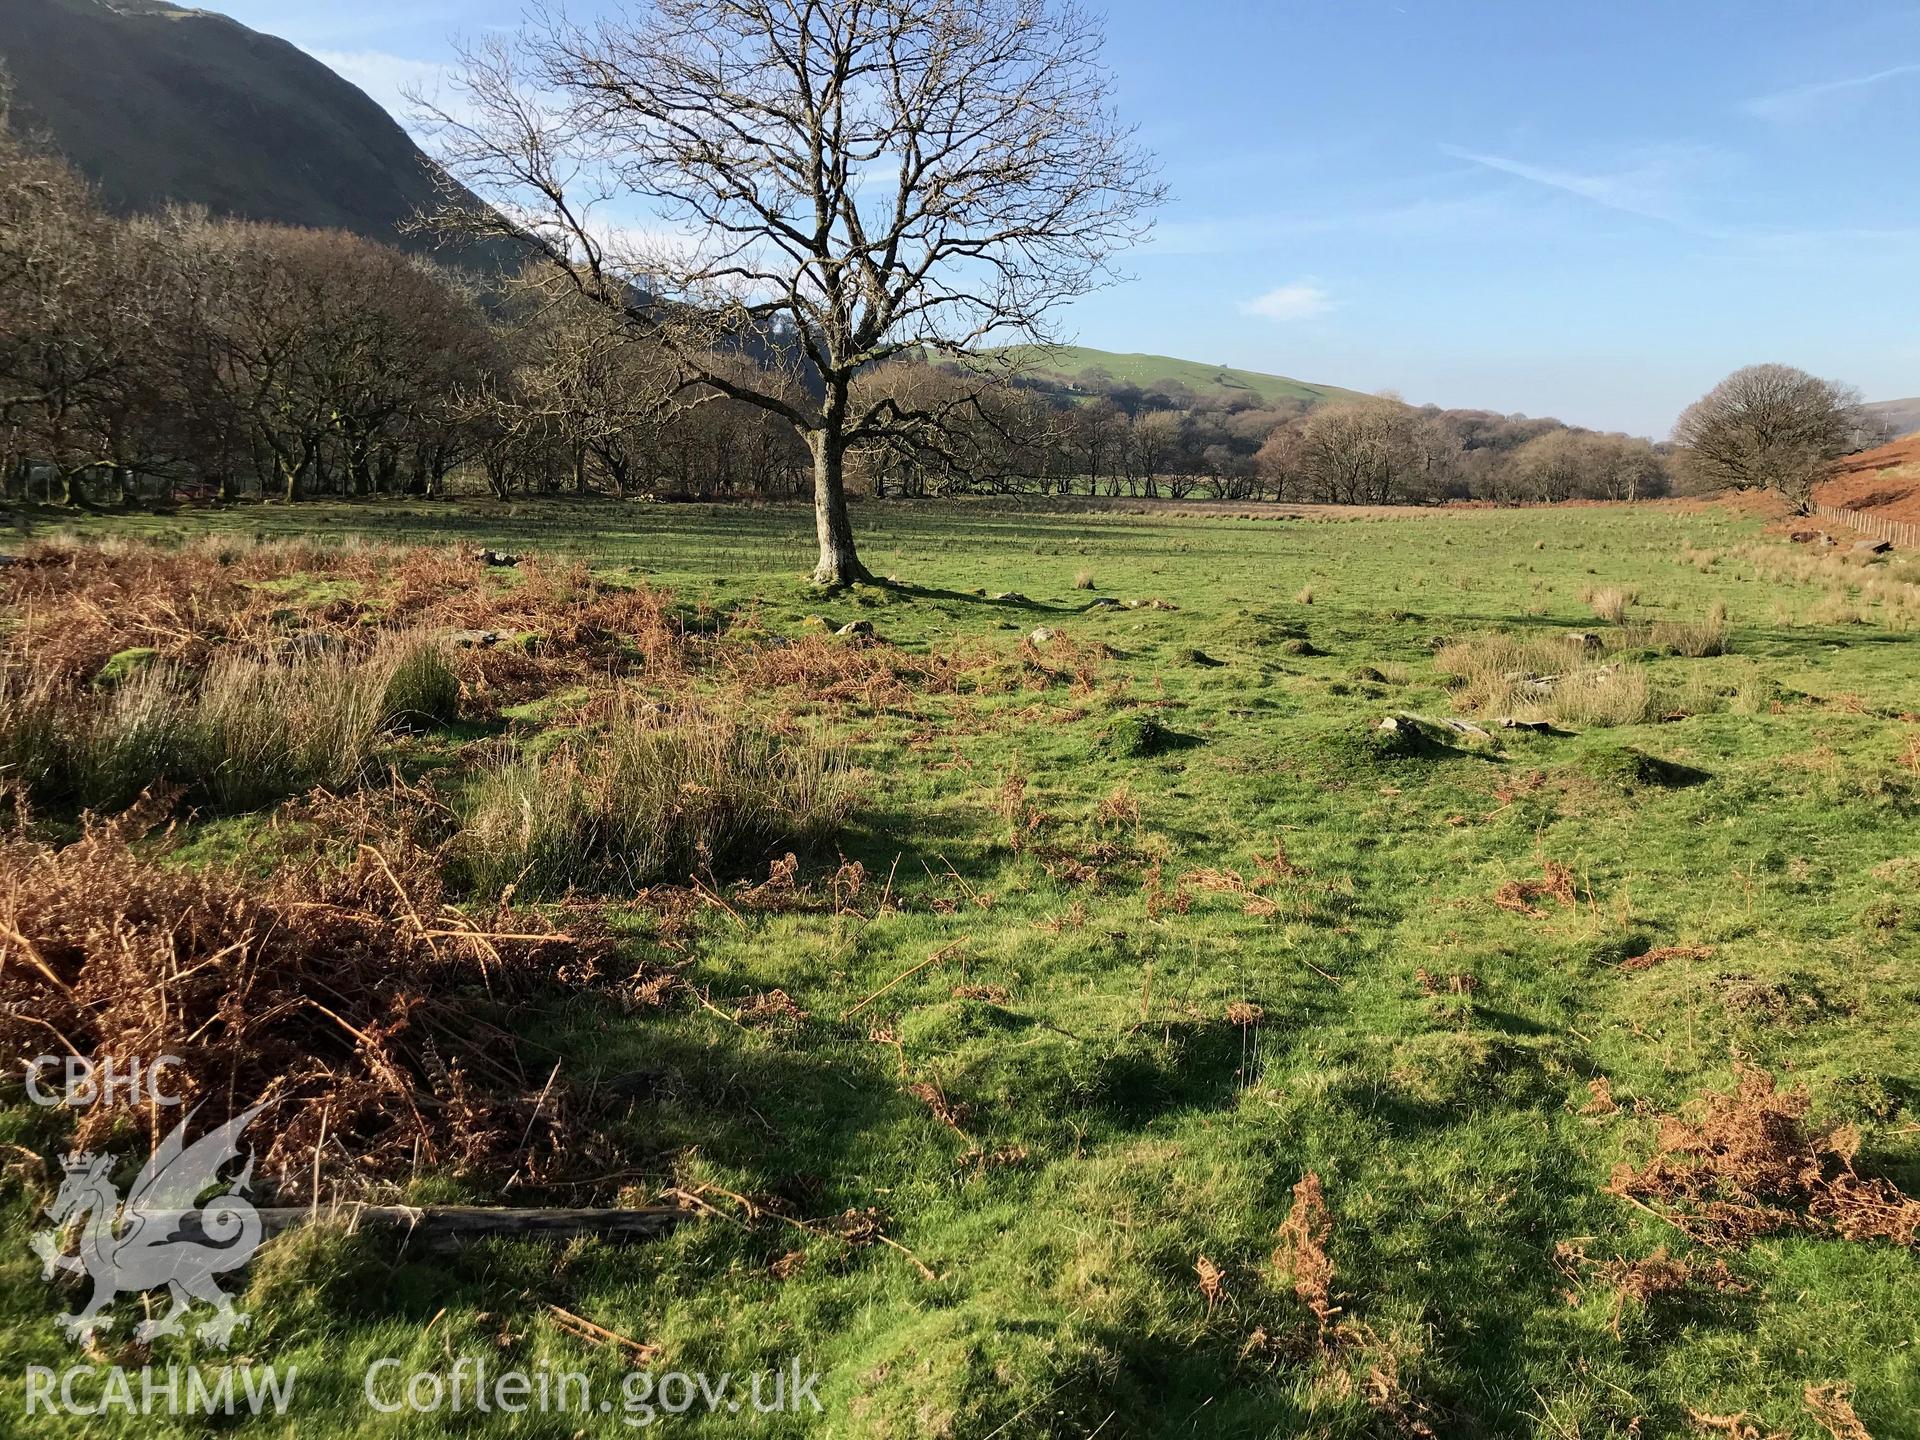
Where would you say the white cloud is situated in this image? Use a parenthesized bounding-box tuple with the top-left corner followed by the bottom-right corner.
(1241, 282, 1334, 322)
(1438, 143, 1712, 228)
(1743, 63, 1920, 122)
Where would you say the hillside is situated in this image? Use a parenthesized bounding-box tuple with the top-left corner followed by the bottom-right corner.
(1820, 432, 1920, 524)
(1865, 397, 1920, 439)
(992, 345, 1368, 407)
(0, 0, 515, 269)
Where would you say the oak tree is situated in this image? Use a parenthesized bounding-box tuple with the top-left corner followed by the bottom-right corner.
(422, 0, 1162, 583)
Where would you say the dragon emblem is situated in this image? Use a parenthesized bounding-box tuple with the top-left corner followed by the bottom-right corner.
(30, 1104, 268, 1347)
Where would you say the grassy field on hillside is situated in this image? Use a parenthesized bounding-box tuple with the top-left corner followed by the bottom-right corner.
(1, 498, 1917, 1439)
(988, 345, 1369, 407)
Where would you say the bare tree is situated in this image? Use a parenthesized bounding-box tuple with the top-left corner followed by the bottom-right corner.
(1128, 410, 1180, 498)
(1252, 427, 1299, 502)
(421, 0, 1161, 584)
(489, 279, 679, 495)
(1585, 433, 1667, 502)
(0, 113, 152, 503)
(1068, 398, 1124, 496)
(1289, 396, 1429, 505)
(1506, 428, 1588, 503)
(1672, 364, 1865, 515)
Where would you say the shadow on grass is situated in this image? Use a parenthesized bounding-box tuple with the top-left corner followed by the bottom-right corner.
(879, 579, 1083, 614)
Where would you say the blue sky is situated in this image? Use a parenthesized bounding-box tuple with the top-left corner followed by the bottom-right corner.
(214, 0, 1920, 435)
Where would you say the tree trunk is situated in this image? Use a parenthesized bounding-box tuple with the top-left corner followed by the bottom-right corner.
(809, 429, 870, 587)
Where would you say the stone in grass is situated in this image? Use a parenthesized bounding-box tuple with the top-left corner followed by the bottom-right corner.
(1577, 744, 1709, 791)
(95, 646, 160, 687)
(1028, 626, 1056, 645)
(446, 629, 505, 649)
(474, 548, 521, 567)
(1853, 538, 1893, 556)
(836, 619, 875, 638)
(1098, 713, 1179, 759)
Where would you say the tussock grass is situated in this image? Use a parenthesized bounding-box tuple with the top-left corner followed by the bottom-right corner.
(1584, 585, 1637, 623)
(0, 663, 68, 795)
(1539, 662, 1654, 727)
(1739, 543, 1920, 630)
(1649, 601, 1730, 657)
(1435, 631, 1656, 727)
(377, 631, 462, 730)
(457, 694, 854, 897)
(0, 631, 458, 811)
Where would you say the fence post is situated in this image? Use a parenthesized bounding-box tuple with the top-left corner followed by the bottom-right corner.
(1814, 502, 1912, 549)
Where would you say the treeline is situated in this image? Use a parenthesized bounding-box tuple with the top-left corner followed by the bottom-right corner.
(1, 116, 1668, 508)
(967, 367, 1673, 505)
(0, 118, 810, 505)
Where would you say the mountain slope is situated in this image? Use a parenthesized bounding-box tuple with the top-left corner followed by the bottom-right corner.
(992, 345, 1367, 407)
(1866, 398, 1920, 439)
(0, 0, 514, 268)
(1821, 433, 1920, 525)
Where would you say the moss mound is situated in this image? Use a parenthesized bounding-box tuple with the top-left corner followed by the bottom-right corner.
(94, 646, 160, 687)
(1578, 744, 1709, 791)
(1098, 713, 1178, 759)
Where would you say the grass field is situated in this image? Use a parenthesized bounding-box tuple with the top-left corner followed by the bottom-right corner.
(985, 345, 1369, 407)
(2, 497, 1917, 1438)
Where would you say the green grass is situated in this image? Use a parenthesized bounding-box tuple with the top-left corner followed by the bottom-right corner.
(4, 497, 1918, 1438)
(985, 344, 1369, 406)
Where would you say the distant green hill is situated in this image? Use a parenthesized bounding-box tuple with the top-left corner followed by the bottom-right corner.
(988, 345, 1368, 408)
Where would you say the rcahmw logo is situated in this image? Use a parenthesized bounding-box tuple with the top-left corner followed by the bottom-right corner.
(25, 1363, 297, 1419)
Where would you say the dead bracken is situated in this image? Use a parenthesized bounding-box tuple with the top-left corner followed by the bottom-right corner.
(1491, 859, 1577, 918)
(1581, 1244, 1749, 1335)
(1608, 1065, 1920, 1248)
(0, 793, 667, 1200)
(1622, 944, 1715, 972)
(1272, 1171, 1339, 1336)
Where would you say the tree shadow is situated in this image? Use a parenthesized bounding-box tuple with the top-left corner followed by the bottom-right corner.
(879, 579, 1083, 614)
